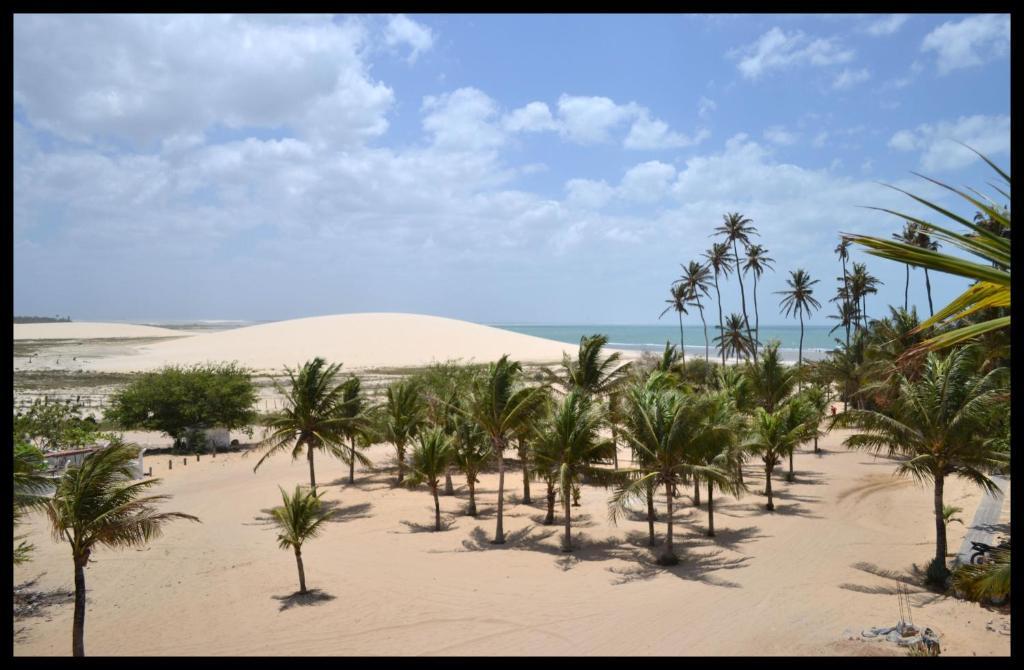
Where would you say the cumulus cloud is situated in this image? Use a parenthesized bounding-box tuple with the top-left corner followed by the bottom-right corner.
(864, 14, 909, 36)
(624, 112, 709, 150)
(730, 27, 854, 79)
(422, 87, 506, 151)
(555, 95, 639, 145)
(384, 14, 434, 63)
(921, 14, 1010, 75)
(503, 101, 558, 132)
(565, 178, 615, 210)
(618, 161, 677, 202)
(887, 114, 1010, 171)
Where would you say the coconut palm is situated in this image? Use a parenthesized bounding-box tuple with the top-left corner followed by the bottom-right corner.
(270, 484, 333, 595)
(404, 427, 456, 531)
(660, 283, 691, 364)
(798, 383, 830, 454)
(912, 228, 940, 317)
(743, 402, 811, 510)
(892, 221, 919, 311)
(691, 392, 746, 536)
(14, 441, 51, 565)
(714, 212, 758, 360)
(828, 291, 859, 351)
(336, 376, 374, 484)
(743, 244, 775, 357)
(831, 346, 1008, 581)
(378, 379, 426, 485)
(450, 410, 492, 516)
(703, 242, 735, 366)
(715, 313, 753, 362)
(535, 391, 615, 551)
(610, 385, 733, 565)
(745, 342, 798, 414)
(545, 333, 632, 397)
(255, 357, 352, 490)
(777, 269, 822, 379)
(677, 260, 714, 363)
(44, 442, 199, 656)
(848, 262, 883, 333)
(463, 355, 548, 543)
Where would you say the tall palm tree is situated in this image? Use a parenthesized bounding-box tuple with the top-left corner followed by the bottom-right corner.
(892, 222, 919, 311)
(660, 283, 691, 364)
(270, 485, 333, 594)
(451, 409, 492, 517)
(912, 228, 940, 317)
(828, 290, 859, 351)
(534, 391, 615, 551)
(44, 442, 199, 656)
(743, 244, 775, 358)
(777, 269, 822, 378)
(610, 385, 732, 565)
(832, 347, 1007, 580)
(378, 379, 426, 485)
(463, 355, 547, 544)
(714, 212, 758, 361)
(703, 242, 735, 366)
(255, 358, 352, 490)
(848, 262, 882, 333)
(404, 427, 456, 531)
(677, 260, 714, 363)
(714, 313, 753, 362)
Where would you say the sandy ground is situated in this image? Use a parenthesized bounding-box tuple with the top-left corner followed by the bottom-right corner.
(14, 424, 1010, 656)
(14, 323, 185, 340)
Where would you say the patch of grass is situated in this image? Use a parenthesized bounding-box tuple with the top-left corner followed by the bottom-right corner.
(13, 370, 138, 391)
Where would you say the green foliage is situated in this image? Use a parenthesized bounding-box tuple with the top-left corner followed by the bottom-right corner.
(952, 547, 1010, 602)
(14, 398, 106, 452)
(270, 485, 332, 552)
(377, 378, 427, 483)
(544, 334, 631, 397)
(14, 441, 52, 565)
(404, 427, 456, 490)
(106, 363, 257, 448)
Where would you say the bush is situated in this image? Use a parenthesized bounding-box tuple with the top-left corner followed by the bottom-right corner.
(925, 557, 951, 586)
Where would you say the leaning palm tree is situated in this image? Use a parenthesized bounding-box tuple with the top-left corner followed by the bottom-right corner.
(660, 283, 691, 364)
(714, 212, 758, 360)
(677, 260, 714, 363)
(255, 357, 352, 490)
(450, 410, 492, 517)
(610, 385, 733, 565)
(892, 221, 920, 311)
(377, 379, 426, 485)
(463, 355, 548, 543)
(742, 244, 775, 357)
(777, 268, 822, 378)
(534, 391, 615, 551)
(44, 442, 199, 656)
(404, 427, 456, 531)
(714, 313, 753, 362)
(270, 485, 333, 595)
(831, 346, 1008, 582)
(703, 242, 735, 366)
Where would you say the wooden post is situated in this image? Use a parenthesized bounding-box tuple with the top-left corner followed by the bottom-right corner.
(196, 454, 200, 462)
(183, 458, 187, 466)
(169, 460, 172, 470)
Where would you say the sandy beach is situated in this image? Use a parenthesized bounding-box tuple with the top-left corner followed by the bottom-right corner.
(13, 423, 1010, 656)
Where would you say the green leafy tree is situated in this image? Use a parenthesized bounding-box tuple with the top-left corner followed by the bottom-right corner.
(270, 485, 333, 594)
(14, 398, 105, 453)
(377, 379, 427, 485)
(44, 442, 199, 656)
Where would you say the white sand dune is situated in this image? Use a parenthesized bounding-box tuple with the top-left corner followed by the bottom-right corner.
(91, 313, 599, 373)
(14, 322, 185, 340)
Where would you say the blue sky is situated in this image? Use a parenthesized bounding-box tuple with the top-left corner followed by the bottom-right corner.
(13, 13, 1011, 325)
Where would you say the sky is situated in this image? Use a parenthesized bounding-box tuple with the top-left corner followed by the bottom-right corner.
(13, 13, 1011, 325)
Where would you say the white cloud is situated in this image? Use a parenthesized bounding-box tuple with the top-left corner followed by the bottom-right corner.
(503, 101, 558, 133)
(921, 14, 1010, 75)
(887, 114, 1011, 171)
(624, 112, 709, 150)
(422, 87, 506, 151)
(555, 95, 639, 145)
(812, 131, 829, 148)
(730, 27, 854, 79)
(618, 161, 677, 202)
(864, 14, 909, 36)
(832, 67, 871, 90)
(763, 126, 798, 146)
(565, 178, 615, 210)
(384, 14, 434, 63)
(698, 96, 717, 119)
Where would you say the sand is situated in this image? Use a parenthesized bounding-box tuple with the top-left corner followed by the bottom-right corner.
(14, 322, 185, 340)
(13, 425, 1010, 656)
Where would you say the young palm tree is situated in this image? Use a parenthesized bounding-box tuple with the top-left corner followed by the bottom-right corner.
(404, 427, 456, 531)
(745, 342, 798, 414)
(270, 485, 333, 594)
(44, 442, 199, 656)
(714, 212, 759, 360)
(337, 376, 374, 485)
(533, 391, 614, 550)
(743, 403, 810, 510)
(714, 313, 753, 362)
(703, 242, 735, 366)
(777, 269, 822, 379)
(463, 355, 547, 543)
(378, 379, 426, 485)
(892, 221, 919, 311)
(691, 391, 746, 536)
(610, 386, 733, 565)
(255, 357, 352, 490)
(832, 346, 1008, 581)
(451, 410, 492, 516)
(14, 442, 51, 565)
(677, 260, 714, 363)
(798, 383, 830, 454)
(743, 244, 775, 357)
(660, 283, 691, 364)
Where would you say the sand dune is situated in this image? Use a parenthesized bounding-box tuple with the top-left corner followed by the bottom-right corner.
(14, 322, 185, 340)
(90, 313, 600, 373)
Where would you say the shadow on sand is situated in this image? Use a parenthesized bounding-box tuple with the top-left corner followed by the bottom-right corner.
(272, 588, 336, 612)
(837, 561, 946, 606)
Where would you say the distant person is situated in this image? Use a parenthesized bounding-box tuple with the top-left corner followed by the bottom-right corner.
(830, 405, 837, 417)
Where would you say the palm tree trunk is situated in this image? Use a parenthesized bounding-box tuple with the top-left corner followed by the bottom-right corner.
(562, 492, 572, 552)
(646, 485, 656, 547)
(714, 274, 726, 366)
(696, 296, 709, 364)
(544, 480, 555, 524)
(519, 438, 531, 503)
(467, 477, 478, 516)
(397, 444, 405, 484)
(493, 437, 505, 544)
(753, 273, 760, 359)
(433, 486, 441, 531)
(924, 269, 934, 317)
(693, 478, 700, 507)
(444, 470, 454, 496)
(678, 311, 686, 364)
(798, 310, 805, 385)
(294, 547, 307, 594)
(707, 481, 715, 537)
(307, 445, 317, 491)
(788, 449, 794, 482)
(934, 473, 947, 568)
(72, 557, 87, 657)
(348, 437, 356, 484)
(765, 463, 775, 511)
(659, 482, 678, 565)
(733, 240, 755, 363)
(611, 424, 619, 470)
(737, 460, 744, 485)
(904, 266, 910, 311)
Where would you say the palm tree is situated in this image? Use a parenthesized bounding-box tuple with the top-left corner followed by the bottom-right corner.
(660, 283, 691, 364)
(703, 242, 735, 367)
(404, 427, 456, 531)
(831, 347, 1008, 581)
(714, 212, 758, 360)
(848, 262, 882, 333)
(270, 485, 333, 594)
(743, 244, 775, 358)
(714, 313, 753, 362)
(535, 391, 614, 551)
(378, 379, 426, 485)
(743, 403, 810, 510)
(912, 228, 940, 317)
(545, 334, 632, 397)
(745, 342, 798, 414)
(337, 376, 374, 484)
(691, 391, 745, 536)
(44, 442, 199, 656)
(798, 384, 830, 454)
(451, 410, 492, 516)
(463, 355, 547, 543)
(777, 269, 822, 379)
(677, 261, 714, 363)
(255, 358, 351, 490)
(610, 385, 732, 565)
(892, 221, 919, 311)
(14, 442, 51, 565)
(828, 290, 859, 351)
